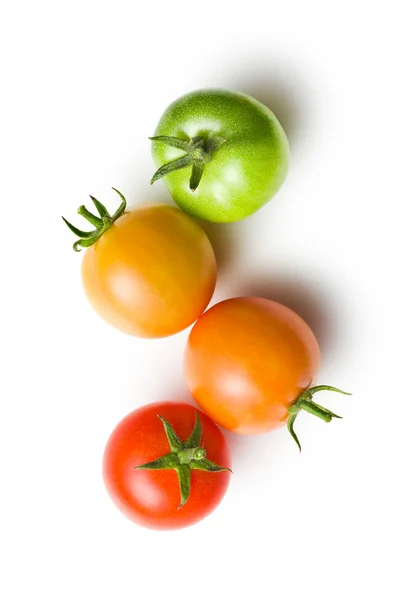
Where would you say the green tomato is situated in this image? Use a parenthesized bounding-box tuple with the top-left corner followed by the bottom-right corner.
(150, 88, 290, 223)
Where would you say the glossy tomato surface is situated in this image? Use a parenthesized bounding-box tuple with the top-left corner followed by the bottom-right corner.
(102, 402, 231, 530)
(151, 88, 290, 223)
(184, 297, 320, 434)
(81, 204, 216, 337)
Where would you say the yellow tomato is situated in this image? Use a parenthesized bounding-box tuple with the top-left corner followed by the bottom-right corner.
(64, 192, 216, 337)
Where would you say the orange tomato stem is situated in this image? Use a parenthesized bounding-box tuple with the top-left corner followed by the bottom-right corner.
(287, 385, 351, 451)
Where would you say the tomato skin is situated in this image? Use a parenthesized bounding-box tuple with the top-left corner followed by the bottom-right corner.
(81, 204, 216, 338)
(102, 402, 231, 530)
(152, 89, 290, 223)
(184, 298, 320, 435)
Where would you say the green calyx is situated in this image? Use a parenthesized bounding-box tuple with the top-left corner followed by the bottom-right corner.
(287, 385, 352, 452)
(150, 135, 226, 191)
(135, 413, 231, 508)
(62, 188, 127, 252)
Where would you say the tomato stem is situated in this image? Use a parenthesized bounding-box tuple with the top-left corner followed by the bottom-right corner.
(134, 413, 231, 508)
(177, 447, 206, 464)
(150, 134, 226, 191)
(62, 188, 127, 252)
(287, 386, 351, 451)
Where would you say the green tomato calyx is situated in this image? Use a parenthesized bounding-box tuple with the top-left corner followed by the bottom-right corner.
(150, 135, 226, 191)
(62, 188, 127, 252)
(134, 412, 231, 508)
(287, 386, 352, 452)
(177, 446, 206, 464)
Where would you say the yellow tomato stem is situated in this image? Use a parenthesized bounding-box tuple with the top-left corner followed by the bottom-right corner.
(62, 188, 127, 252)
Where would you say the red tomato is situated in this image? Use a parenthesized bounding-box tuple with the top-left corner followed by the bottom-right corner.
(184, 297, 349, 449)
(102, 402, 231, 530)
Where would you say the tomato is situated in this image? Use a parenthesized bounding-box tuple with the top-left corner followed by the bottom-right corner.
(63, 190, 216, 337)
(150, 88, 290, 223)
(184, 297, 350, 449)
(102, 402, 231, 530)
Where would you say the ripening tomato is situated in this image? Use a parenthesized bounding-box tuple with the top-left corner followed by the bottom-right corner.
(184, 297, 350, 450)
(63, 190, 216, 337)
(150, 88, 290, 223)
(102, 402, 231, 530)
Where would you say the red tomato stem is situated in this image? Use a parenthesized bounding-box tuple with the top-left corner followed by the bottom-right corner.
(134, 413, 231, 507)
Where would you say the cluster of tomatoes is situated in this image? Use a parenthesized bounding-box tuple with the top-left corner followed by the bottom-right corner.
(64, 89, 349, 530)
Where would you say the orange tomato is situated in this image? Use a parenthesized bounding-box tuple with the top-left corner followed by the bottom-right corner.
(184, 297, 320, 435)
(64, 193, 216, 337)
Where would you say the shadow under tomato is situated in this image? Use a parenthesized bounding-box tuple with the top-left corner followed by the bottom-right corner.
(196, 219, 241, 276)
(223, 58, 312, 154)
(240, 80, 300, 149)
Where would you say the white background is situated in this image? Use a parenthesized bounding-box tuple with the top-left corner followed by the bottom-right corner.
(1, 1, 399, 598)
